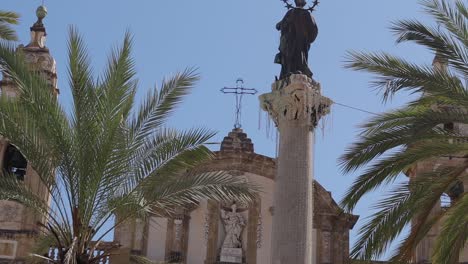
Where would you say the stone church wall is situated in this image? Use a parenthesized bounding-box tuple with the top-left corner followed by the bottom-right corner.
(113, 129, 360, 264)
(245, 172, 274, 264)
(186, 201, 207, 264)
(146, 217, 168, 261)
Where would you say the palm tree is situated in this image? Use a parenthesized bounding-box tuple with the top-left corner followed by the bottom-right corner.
(0, 27, 257, 264)
(0, 10, 19, 41)
(340, 0, 467, 263)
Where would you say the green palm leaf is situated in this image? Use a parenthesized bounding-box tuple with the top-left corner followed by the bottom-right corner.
(0, 10, 19, 41)
(341, 0, 468, 261)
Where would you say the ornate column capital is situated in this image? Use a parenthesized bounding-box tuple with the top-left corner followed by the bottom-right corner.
(259, 74, 332, 129)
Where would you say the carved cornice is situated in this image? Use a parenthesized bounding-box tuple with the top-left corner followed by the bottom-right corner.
(193, 151, 276, 180)
(313, 182, 359, 230)
(259, 74, 332, 129)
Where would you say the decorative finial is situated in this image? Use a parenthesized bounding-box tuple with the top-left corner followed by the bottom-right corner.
(26, 5, 48, 48)
(36, 6, 48, 20)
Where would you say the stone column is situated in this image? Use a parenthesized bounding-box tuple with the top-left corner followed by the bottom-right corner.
(259, 74, 331, 264)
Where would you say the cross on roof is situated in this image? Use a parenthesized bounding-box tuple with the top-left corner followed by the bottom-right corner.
(220, 78, 258, 129)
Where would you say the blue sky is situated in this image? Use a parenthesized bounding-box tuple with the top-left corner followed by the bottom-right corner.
(4, 0, 436, 260)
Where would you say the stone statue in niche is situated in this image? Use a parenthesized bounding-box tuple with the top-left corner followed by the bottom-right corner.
(275, 0, 319, 80)
(221, 203, 245, 248)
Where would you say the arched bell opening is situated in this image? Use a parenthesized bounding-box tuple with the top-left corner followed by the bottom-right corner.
(3, 144, 27, 181)
(440, 181, 464, 210)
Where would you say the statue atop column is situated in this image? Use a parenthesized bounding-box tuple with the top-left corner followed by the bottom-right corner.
(275, 0, 319, 80)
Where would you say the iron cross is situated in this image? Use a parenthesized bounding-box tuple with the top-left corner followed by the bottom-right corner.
(220, 78, 258, 129)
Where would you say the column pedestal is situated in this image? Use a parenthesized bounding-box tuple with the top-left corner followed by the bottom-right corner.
(259, 74, 331, 264)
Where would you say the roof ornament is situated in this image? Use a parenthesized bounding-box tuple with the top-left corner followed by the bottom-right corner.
(27, 5, 48, 48)
(221, 79, 258, 129)
(34, 6, 47, 30)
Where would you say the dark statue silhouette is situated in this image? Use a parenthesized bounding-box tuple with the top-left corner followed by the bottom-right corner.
(275, 0, 318, 80)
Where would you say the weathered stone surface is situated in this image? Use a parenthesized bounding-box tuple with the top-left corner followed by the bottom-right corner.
(220, 248, 243, 263)
(0, 240, 17, 259)
(246, 200, 260, 264)
(220, 129, 254, 153)
(259, 74, 331, 264)
(204, 201, 220, 264)
(259, 74, 332, 129)
(313, 182, 358, 264)
(108, 247, 131, 264)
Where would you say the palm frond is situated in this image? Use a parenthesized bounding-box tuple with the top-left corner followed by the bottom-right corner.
(142, 171, 258, 216)
(391, 19, 468, 77)
(129, 68, 199, 145)
(422, 0, 468, 47)
(344, 51, 466, 102)
(0, 11, 19, 25)
(0, 40, 72, 173)
(341, 139, 467, 212)
(343, 0, 468, 261)
(96, 30, 136, 122)
(134, 128, 215, 180)
(351, 166, 464, 260)
(0, 175, 50, 216)
(432, 192, 468, 263)
(341, 105, 468, 174)
(0, 10, 19, 41)
(0, 24, 17, 41)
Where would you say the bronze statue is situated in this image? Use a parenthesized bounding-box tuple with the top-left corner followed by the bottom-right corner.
(275, 0, 319, 80)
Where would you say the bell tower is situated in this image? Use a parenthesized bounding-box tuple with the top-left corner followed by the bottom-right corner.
(0, 5, 58, 262)
(407, 53, 468, 263)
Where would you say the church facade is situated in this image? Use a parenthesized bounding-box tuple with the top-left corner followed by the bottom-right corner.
(113, 128, 359, 264)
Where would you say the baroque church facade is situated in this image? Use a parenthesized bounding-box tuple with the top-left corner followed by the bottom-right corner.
(0, 6, 467, 264)
(113, 128, 358, 264)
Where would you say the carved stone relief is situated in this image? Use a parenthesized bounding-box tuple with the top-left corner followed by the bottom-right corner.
(0, 203, 21, 222)
(256, 214, 263, 249)
(0, 240, 17, 259)
(203, 213, 210, 246)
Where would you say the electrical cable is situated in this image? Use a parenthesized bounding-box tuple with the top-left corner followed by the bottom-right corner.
(332, 101, 380, 116)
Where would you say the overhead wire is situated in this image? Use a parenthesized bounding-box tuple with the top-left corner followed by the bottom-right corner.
(204, 100, 380, 146)
(332, 101, 380, 116)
